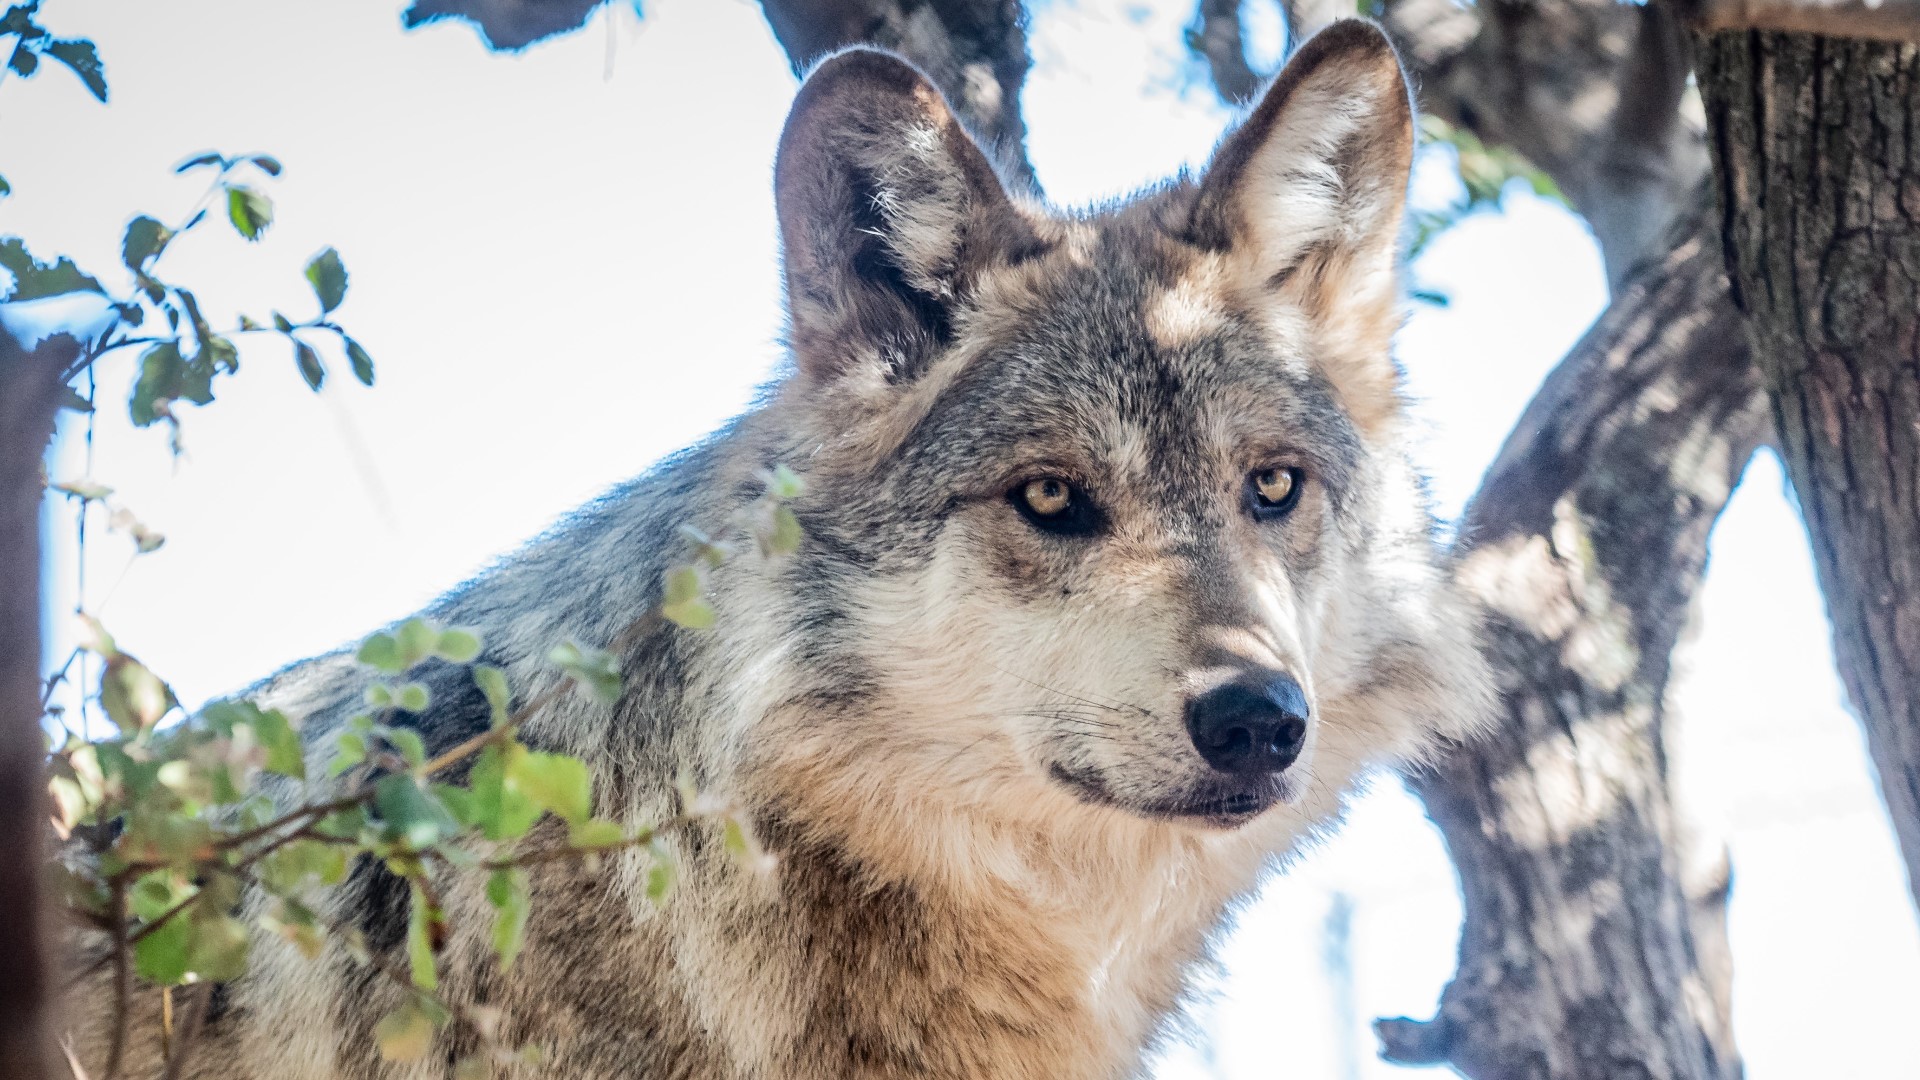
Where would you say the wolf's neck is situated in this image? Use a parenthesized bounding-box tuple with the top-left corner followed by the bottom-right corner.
(739, 809, 1224, 1080)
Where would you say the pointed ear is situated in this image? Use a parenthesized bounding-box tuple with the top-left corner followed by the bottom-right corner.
(1188, 21, 1415, 427)
(775, 49, 1045, 389)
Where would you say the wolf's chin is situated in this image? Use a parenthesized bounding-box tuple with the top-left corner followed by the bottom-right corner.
(1046, 762, 1295, 830)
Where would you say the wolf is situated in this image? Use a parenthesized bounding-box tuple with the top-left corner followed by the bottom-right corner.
(68, 19, 1492, 1080)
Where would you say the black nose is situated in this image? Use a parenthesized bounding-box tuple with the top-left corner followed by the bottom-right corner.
(1184, 675, 1310, 776)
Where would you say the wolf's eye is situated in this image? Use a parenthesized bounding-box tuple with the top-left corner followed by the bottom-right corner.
(1011, 477, 1102, 536)
(1250, 467, 1304, 517)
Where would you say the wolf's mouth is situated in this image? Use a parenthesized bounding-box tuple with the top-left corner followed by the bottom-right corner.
(1047, 763, 1282, 829)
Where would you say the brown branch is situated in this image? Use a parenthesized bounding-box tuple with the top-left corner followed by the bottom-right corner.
(1380, 0, 1711, 287)
(1376, 199, 1761, 1080)
(0, 326, 79, 1080)
(756, 0, 1039, 193)
(1695, 27, 1920, 922)
(1677, 0, 1920, 42)
(1187, 0, 1262, 105)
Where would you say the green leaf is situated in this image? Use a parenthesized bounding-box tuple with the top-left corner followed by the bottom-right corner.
(185, 913, 250, 983)
(99, 655, 176, 734)
(0, 237, 103, 301)
(386, 726, 426, 768)
(374, 774, 459, 849)
(1, 174, 10, 198)
(395, 683, 430, 713)
(174, 152, 224, 174)
(51, 477, 111, 501)
(304, 247, 347, 314)
(485, 868, 530, 972)
(763, 463, 805, 500)
(128, 340, 185, 427)
(133, 911, 191, 984)
(547, 641, 622, 702)
(465, 744, 541, 841)
(206, 700, 305, 780)
(293, 339, 325, 391)
(645, 841, 676, 902)
(374, 1002, 434, 1062)
(43, 39, 106, 102)
(225, 184, 273, 240)
(473, 665, 511, 728)
(395, 619, 438, 670)
(434, 628, 481, 663)
(722, 818, 750, 858)
(356, 632, 404, 674)
(329, 731, 367, 775)
(568, 818, 624, 848)
(763, 505, 802, 557)
(8, 42, 37, 77)
(406, 882, 439, 990)
(661, 563, 715, 627)
(345, 338, 375, 386)
(249, 154, 283, 177)
(506, 749, 592, 825)
(271, 311, 293, 333)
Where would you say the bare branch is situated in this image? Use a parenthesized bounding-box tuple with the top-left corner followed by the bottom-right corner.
(1677, 0, 1920, 42)
(1377, 199, 1760, 1080)
(1187, 0, 1262, 105)
(1380, 0, 1711, 287)
(0, 325, 78, 1080)
(757, 0, 1039, 193)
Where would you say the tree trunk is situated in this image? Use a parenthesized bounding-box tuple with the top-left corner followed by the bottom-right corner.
(0, 327, 75, 1080)
(1696, 31, 1920, 911)
(1375, 206, 1760, 1080)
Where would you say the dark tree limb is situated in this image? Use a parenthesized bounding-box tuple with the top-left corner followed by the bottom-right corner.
(1678, 0, 1920, 44)
(394, 0, 1040, 192)
(756, 0, 1037, 193)
(1696, 30, 1920, 913)
(1377, 204, 1761, 1080)
(1187, 0, 1262, 105)
(1378, 0, 1711, 289)
(402, 0, 607, 51)
(0, 326, 77, 1080)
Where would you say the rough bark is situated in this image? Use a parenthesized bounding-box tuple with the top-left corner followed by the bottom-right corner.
(1375, 207, 1761, 1080)
(1378, 0, 1711, 289)
(755, 0, 1036, 192)
(0, 327, 75, 1080)
(1678, 0, 1920, 44)
(1696, 31, 1920, 910)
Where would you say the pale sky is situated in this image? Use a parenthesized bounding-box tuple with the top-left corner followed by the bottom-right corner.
(9, 1, 1917, 1076)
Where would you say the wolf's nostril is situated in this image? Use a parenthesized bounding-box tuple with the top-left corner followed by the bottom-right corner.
(1184, 676, 1310, 776)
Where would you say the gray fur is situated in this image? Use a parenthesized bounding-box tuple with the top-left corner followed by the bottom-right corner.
(67, 21, 1494, 1080)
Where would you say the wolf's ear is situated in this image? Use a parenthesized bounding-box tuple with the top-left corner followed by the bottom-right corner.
(1188, 21, 1414, 427)
(775, 49, 1043, 389)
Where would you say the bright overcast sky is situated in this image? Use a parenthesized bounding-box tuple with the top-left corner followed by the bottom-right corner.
(8, 1, 1918, 1076)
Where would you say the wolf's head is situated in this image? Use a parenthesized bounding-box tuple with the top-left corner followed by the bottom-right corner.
(748, 23, 1492, 850)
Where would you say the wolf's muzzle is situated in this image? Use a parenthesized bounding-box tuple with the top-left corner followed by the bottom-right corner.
(1184, 674, 1309, 777)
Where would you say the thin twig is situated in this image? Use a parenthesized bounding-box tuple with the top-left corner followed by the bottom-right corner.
(102, 884, 128, 1080)
(157, 981, 210, 1080)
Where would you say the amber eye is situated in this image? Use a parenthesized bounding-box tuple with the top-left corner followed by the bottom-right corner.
(1009, 476, 1102, 536)
(1021, 477, 1073, 517)
(1250, 466, 1303, 516)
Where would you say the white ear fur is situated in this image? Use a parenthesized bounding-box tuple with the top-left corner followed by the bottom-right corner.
(1189, 21, 1417, 431)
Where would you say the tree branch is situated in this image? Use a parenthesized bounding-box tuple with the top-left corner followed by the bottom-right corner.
(756, 0, 1038, 193)
(1376, 200, 1761, 1080)
(1677, 0, 1920, 43)
(1379, 0, 1711, 288)
(0, 325, 78, 1080)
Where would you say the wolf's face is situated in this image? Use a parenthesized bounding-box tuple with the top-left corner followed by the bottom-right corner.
(757, 24, 1490, 839)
